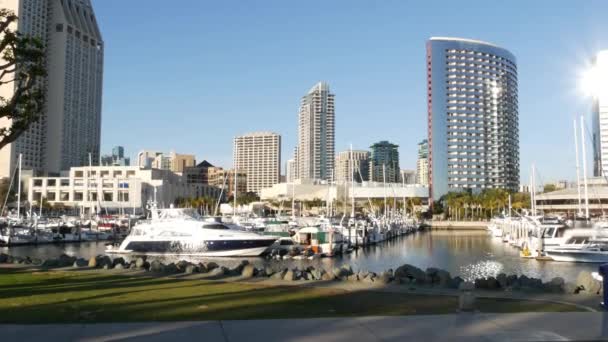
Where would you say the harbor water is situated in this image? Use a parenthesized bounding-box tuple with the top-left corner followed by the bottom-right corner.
(1, 230, 595, 282)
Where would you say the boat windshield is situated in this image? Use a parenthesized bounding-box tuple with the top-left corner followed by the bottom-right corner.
(157, 208, 202, 221)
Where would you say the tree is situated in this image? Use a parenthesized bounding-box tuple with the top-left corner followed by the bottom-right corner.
(0, 9, 46, 150)
(543, 184, 556, 193)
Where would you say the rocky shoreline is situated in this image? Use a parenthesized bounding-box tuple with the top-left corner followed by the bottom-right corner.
(0, 252, 601, 296)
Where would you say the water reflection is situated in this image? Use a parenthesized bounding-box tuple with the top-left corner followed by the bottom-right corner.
(1, 230, 595, 282)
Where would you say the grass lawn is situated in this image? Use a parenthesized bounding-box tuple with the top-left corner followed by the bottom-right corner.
(0, 268, 583, 323)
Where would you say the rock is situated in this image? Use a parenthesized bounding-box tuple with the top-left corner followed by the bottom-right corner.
(506, 274, 518, 287)
(564, 282, 580, 294)
(378, 271, 392, 284)
(436, 270, 452, 287)
(347, 274, 359, 282)
(206, 262, 219, 271)
(448, 276, 464, 289)
(96, 255, 112, 268)
(459, 281, 475, 291)
(176, 260, 190, 271)
(114, 263, 125, 270)
(198, 263, 208, 273)
(58, 254, 76, 267)
(41, 258, 59, 268)
(284, 269, 296, 281)
(486, 277, 500, 290)
(112, 257, 125, 268)
(496, 273, 508, 288)
(544, 277, 565, 293)
(474, 278, 488, 289)
(209, 266, 228, 277)
(31, 258, 42, 266)
(271, 269, 287, 280)
(12, 256, 24, 264)
(363, 272, 377, 283)
(164, 263, 179, 274)
(241, 264, 256, 278)
(576, 271, 602, 295)
(88, 257, 97, 268)
(150, 260, 164, 273)
(23, 257, 32, 265)
(321, 270, 334, 281)
(6, 255, 13, 263)
(73, 258, 88, 267)
(0, 253, 8, 263)
(130, 262, 138, 269)
(264, 266, 275, 277)
(394, 264, 427, 284)
(185, 264, 199, 274)
(135, 257, 146, 268)
(103, 264, 110, 270)
(426, 267, 440, 283)
(341, 264, 354, 276)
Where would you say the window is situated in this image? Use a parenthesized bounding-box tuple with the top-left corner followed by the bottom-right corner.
(203, 224, 229, 230)
(56, 24, 63, 32)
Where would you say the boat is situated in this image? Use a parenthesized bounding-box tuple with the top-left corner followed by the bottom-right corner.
(545, 242, 608, 263)
(293, 225, 346, 256)
(106, 205, 279, 257)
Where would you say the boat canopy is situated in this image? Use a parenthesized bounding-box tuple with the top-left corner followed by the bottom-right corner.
(157, 208, 202, 221)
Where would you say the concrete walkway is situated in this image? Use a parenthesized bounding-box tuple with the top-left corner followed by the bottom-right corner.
(3, 312, 608, 342)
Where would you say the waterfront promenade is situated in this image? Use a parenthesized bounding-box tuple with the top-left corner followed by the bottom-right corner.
(3, 312, 608, 341)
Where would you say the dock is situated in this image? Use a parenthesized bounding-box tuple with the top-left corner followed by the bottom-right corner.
(429, 221, 488, 230)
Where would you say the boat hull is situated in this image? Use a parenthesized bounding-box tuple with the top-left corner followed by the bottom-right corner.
(107, 238, 277, 257)
(545, 250, 608, 263)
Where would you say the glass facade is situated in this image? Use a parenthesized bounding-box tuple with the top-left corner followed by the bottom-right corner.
(427, 37, 519, 200)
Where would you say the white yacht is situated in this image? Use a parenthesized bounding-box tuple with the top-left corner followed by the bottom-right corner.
(545, 242, 608, 263)
(106, 206, 279, 257)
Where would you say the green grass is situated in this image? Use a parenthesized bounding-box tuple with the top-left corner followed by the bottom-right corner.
(0, 268, 582, 323)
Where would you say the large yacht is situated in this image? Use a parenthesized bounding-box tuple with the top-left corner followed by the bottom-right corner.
(106, 206, 279, 257)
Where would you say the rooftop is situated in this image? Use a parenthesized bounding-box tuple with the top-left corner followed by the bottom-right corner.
(429, 36, 501, 49)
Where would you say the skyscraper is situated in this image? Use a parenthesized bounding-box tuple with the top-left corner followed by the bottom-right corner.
(427, 37, 519, 200)
(416, 139, 429, 186)
(234, 132, 281, 194)
(370, 141, 400, 183)
(296, 82, 335, 181)
(591, 51, 608, 177)
(286, 159, 296, 183)
(0, 0, 104, 177)
(335, 150, 370, 183)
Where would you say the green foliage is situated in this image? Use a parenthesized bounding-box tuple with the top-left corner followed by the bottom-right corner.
(440, 189, 530, 220)
(0, 9, 46, 150)
(543, 184, 556, 193)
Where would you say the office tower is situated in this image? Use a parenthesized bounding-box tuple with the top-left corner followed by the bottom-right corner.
(335, 150, 370, 183)
(169, 152, 195, 173)
(286, 159, 296, 183)
(416, 139, 429, 186)
(101, 146, 130, 166)
(427, 37, 519, 200)
(370, 141, 400, 183)
(234, 132, 281, 194)
(591, 51, 608, 177)
(296, 82, 335, 181)
(0, 0, 104, 177)
(137, 150, 163, 168)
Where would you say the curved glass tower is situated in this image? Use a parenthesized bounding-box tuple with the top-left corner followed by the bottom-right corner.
(427, 37, 519, 200)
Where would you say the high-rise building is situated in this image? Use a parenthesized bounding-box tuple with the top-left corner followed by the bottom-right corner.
(416, 139, 429, 186)
(286, 159, 296, 183)
(296, 82, 335, 181)
(0, 0, 104, 178)
(427, 37, 519, 200)
(233, 132, 281, 194)
(370, 141, 400, 183)
(101, 146, 130, 166)
(591, 51, 608, 177)
(137, 150, 162, 168)
(335, 150, 370, 183)
(400, 169, 416, 184)
(170, 152, 195, 173)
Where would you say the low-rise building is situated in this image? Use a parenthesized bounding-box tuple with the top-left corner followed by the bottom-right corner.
(535, 177, 608, 215)
(208, 167, 247, 197)
(27, 166, 222, 214)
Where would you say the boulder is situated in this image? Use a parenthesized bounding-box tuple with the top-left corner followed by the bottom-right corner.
(363, 272, 377, 283)
(12, 256, 24, 264)
(448, 276, 464, 289)
(321, 270, 334, 281)
(474, 278, 488, 289)
(23, 257, 32, 265)
(564, 282, 580, 294)
(112, 257, 126, 268)
(41, 258, 59, 268)
(284, 269, 296, 281)
(271, 269, 287, 280)
(378, 271, 392, 284)
(347, 274, 359, 282)
(486, 277, 500, 290)
(185, 264, 199, 274)
(575, 271, 602, 295)
(198, 263, 208, 273)
(135, 257, 146, 268)
(176, 260, 190, 271)
(394, 264, 427, 284)
(88, 257, 97, 268)
(149, 260, 165, 273)
(130, 262, 138, 269)
(506, 274, 518, 287)
(103, 264, 111, 270)
(241, 264, 256, 278)
(164, 263, 179, 274)
(114, 263, 125, 270)
(0, 253, 8, 263)
(73, 258, 88, 267)
(544, 277, 565, 293)
(264, 266, 275, 277)
(496, 273, 508, 288)
(31, 258, 42, 266)
(426, 267, 440, 283)
(206, 262, 219, 271)
(6, 255, 13, 263)
(96, 255, 112, 268)
(436, 270, 452, 287)
(58, 254, 76, 267)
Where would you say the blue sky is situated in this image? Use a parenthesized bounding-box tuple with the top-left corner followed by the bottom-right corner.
(95, 0, 608, 184)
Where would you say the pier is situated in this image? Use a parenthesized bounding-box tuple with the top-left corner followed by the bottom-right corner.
(429, 221, 488, 230)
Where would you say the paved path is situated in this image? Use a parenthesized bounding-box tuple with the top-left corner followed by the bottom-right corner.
(3, 312, 608, 341)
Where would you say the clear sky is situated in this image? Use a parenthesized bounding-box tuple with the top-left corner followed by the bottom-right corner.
(95, 0, 608, 184)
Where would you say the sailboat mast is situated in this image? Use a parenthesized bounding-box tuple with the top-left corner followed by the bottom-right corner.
(580, 115, 590, 219)
(382, 163, 387, 215)
(350, 145, 355, 218)
(16, 153, 21, 218)
(573, 118, 583, 216)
